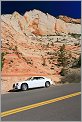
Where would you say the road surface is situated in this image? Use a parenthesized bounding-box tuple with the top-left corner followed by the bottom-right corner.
(1, 83, 81, 121)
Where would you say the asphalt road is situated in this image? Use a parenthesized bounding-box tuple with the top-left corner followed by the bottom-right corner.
(1, 83, 81, 121)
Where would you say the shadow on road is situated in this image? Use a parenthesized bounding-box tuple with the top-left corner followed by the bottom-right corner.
(8, 89, 22, 92)
(8, 87, 45, 93)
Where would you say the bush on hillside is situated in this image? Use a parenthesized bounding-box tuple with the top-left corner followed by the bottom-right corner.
(72, 55, 81, 68)
(60, 68, 68, 76)
(68, 33, 81, 39)
(61, 68, 81, 83)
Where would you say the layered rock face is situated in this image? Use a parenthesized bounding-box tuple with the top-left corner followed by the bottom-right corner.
(58, 15, 81, 24)
(1, 9, 81, 93)
(1, 9, 81, 36)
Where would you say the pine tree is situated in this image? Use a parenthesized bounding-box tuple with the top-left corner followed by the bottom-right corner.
(57, 44, 68, 67)
(78, 54, 81, 67)
(57, 44, 68, 76)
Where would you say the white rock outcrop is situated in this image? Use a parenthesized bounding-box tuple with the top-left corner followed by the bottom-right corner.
(1, 9, 81, 36)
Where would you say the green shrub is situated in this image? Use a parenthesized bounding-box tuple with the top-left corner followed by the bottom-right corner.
(42, 56, 46, 66)
(78, 55, 81, 67)
(60, 68, 67, 76)
(74, 43, 80, 46)
(57, 44, 68, 67)
(61, 68, 81, 83)
(68, 33, 81, 39)
(9, 47, 12, 50)
(72, 55, 81, 68)
(1, 52, 7, 70)
(51, 42, 54, 46)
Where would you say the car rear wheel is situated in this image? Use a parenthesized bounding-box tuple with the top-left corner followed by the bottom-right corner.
(45, 81, 50, 87)
(21, 83, 28, 91)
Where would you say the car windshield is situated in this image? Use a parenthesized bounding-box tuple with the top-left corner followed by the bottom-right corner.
(25, 77, 32, 81)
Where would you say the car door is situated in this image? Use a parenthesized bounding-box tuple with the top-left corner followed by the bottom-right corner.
(37, 77, 45, 87)
(28, 77, 39, 88)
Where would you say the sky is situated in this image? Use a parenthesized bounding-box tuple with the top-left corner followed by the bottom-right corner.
(1, 1, 81, 19)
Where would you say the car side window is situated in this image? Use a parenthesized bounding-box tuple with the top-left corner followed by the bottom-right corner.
(32, 77, 39, 80)
(32, 77, 44, 80)
(39, 77, 44, 79)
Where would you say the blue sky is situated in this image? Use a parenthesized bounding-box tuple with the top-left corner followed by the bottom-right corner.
(1, 1, 81, 19)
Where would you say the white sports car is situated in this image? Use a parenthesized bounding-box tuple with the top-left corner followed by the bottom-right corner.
(13, 76, 53, 91)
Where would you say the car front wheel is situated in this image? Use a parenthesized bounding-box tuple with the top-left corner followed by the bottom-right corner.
(21, 83, 28, 91)
(45, 81, 50, 88)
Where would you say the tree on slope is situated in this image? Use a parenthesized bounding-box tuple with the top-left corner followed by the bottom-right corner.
(57, 44, 69, 76)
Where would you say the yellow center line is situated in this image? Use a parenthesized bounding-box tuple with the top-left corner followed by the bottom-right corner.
(1, 92, 81, 117)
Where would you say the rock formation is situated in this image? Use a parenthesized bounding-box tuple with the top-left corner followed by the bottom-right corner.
(1, 9, 81, 93)
(1, 9, 81, 36)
